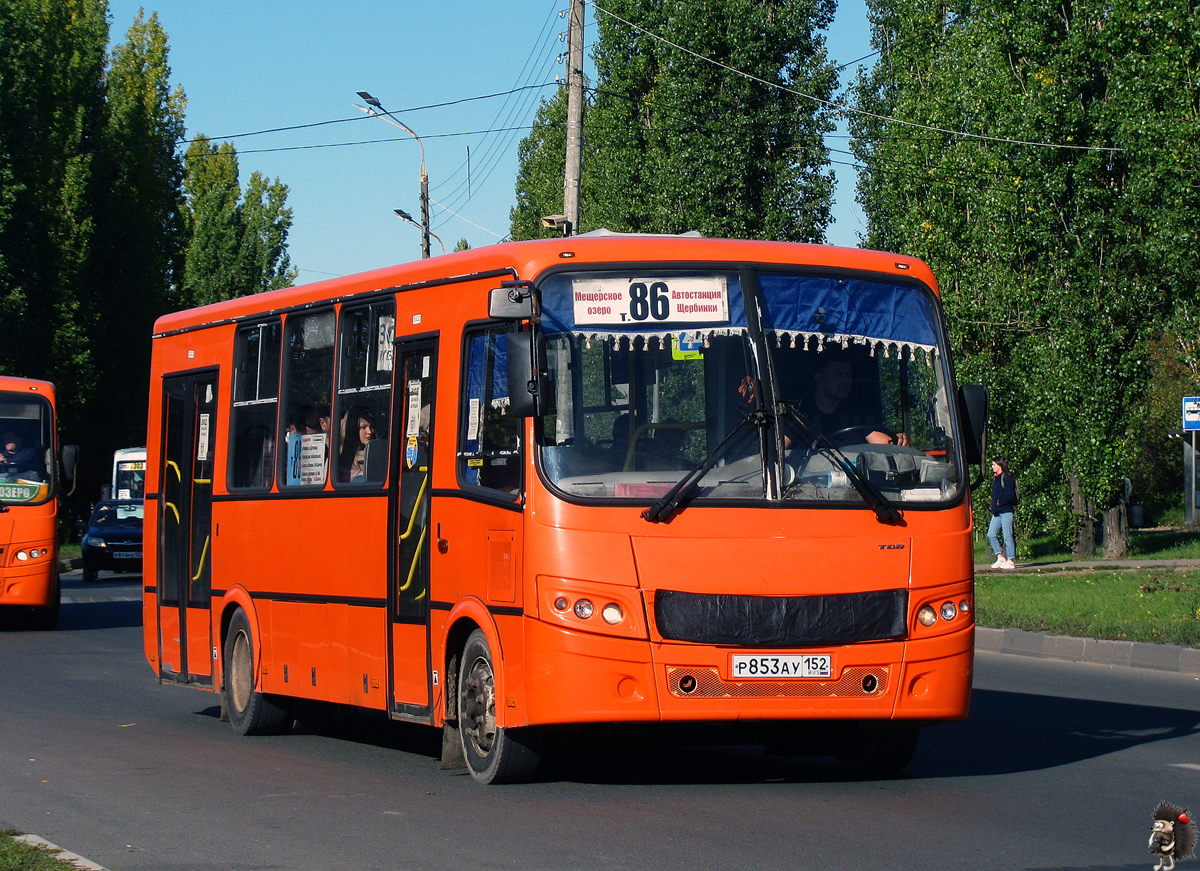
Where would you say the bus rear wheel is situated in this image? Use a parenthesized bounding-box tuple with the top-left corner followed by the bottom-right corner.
(457, 629, 542, 784)
(223, 608, 290, 736)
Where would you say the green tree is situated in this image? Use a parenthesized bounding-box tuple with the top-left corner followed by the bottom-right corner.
(181, 136, 242, 307)
(82, 9, 187, 479)
(0, 0, 108, 415)
(239, 170, 295, 294)
(510, 88, 571, 240)
(851, 0, 1200, 555)
(180, 135, 295, 307)
(512, 0, 838, 241)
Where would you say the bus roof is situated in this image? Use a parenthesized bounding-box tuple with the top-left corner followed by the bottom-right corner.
(0, 375, 56, 399)
(152, 235, 938, 336)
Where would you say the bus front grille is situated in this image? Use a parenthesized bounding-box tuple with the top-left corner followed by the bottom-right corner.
(653, 588, 908, 646)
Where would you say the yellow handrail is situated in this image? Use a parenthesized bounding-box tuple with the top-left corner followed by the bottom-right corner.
(191, 535, 210, 582)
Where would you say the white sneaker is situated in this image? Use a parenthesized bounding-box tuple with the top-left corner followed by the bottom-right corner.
(1001, 558, 1016, 570)
(990, 556, 1005, 569)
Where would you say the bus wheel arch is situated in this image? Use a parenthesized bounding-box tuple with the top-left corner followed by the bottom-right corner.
(222, 605, 290, 736)
(456, 627, 542, 784)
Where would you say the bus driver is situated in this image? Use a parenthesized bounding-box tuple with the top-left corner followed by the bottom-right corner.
(796, 349, 908, 447)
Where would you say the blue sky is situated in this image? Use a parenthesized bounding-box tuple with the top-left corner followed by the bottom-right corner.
(106, 0, 872, 284)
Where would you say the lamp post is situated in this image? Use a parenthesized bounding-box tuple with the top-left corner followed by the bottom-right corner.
(394, 209, 444, 255)
(356, 91, 431, 259)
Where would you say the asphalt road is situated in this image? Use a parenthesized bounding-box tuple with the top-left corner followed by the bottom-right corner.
(1, 569, 1198, 871)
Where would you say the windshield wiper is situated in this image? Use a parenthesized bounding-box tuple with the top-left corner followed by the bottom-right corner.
(778, 402, 905, 526)
(641, 411, 765, 524)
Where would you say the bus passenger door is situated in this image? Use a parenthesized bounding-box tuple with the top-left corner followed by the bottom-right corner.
(388, 339, 436, 718)
(156, 371, 217, 687)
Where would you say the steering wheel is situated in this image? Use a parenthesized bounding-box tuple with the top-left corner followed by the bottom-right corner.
(825, 425, 895, 446)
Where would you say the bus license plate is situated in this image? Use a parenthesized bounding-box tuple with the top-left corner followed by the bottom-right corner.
(730, 654, 831, 679)
(114, 552, 142, 560)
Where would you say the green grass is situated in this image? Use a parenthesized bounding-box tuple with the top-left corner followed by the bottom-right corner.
(973, 526, 1200, 565)
(975, 567, 1200, 647)
(0, 832, 83, 871)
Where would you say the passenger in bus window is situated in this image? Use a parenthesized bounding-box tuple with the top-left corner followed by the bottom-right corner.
(639, 423, 694, 471)
(0, 430, 42, 481)
(306, 404, 331, 434)
(340, 409, 377, 482)
(610, 413, 633, 469)
(287, 404, 313, 434)
(796, 349, 908, 447)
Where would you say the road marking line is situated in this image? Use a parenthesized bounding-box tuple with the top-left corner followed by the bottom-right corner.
(1169, 763, 1200, 771)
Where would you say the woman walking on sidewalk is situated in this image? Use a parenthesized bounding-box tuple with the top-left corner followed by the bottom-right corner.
(988, 457, 1018, 569)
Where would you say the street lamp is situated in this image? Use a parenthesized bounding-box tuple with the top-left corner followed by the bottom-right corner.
(394, 209, 444, 255)
(355, 91, 431, 259)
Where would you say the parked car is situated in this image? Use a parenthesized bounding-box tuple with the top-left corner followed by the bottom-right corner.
(80, 499, 143, 582)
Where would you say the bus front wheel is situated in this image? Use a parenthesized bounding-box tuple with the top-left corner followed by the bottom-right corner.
(457, 629, 542, 784)
(223, 608, 290, 736)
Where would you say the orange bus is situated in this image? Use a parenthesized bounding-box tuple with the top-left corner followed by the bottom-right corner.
(1, 376, 76, 630)
(142, 234, 988, 783)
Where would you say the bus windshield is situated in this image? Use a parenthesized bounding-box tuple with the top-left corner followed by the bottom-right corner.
(535, 268, 964, 508)
(0, 392, 55, 504)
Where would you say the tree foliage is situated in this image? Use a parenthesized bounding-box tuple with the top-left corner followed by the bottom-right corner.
(181, 136, 296, 308)
(0, 2, 297, 504)
(511, 0, 838, 241)
(851, 0, 1200, 554)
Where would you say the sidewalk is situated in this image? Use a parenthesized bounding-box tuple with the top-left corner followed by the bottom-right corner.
(976, 557, 1200, 573)
(973, 556, 1200, 676)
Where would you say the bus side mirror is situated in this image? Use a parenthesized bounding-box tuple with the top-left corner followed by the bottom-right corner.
(489, 286, 534, 320)
(507, 330, 549, 418)
(958, 384, 988, 466)
(60, 444, 79, 494)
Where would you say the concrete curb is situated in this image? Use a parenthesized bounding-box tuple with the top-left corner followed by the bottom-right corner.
(8, 834, 110, 871)
(976, 626, 1200, 676)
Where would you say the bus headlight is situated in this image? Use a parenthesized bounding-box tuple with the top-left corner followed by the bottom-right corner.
(537, 576, 649, 640)
(917, 606, 937, 627)
(940, 601, 958, 621)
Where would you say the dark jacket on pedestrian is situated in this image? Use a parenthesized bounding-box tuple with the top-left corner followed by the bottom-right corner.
(990, 468, 1017, 516)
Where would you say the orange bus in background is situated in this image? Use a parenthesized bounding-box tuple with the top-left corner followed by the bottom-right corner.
(142, 234, 988, 783)
(0, 376, 76, 630)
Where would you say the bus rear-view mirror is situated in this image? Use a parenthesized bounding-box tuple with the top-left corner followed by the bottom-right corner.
(488, 286, 534, 320)
(957, 384, 988, 466)
(507, 331, 549, 418)
(60, 444, 79, 493)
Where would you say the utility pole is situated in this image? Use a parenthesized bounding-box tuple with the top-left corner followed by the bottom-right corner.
(562, 0, 584, 236)
(419, 170, 430, 260)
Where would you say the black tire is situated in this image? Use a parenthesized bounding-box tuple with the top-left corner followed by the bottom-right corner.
(81, 563, 97, 583)
(835, 723, 920, 777)
(223, 608, 290, 736)
(457, 628, 542, 784)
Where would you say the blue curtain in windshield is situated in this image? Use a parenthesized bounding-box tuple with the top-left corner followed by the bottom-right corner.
(756, 273, 939, 354)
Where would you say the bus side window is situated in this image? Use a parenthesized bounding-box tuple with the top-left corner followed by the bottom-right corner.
(281, 309, 336, 488)
(333, 299, 395, 487)
(229, 320, 281, 491)
(458, 324, 522, 499)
